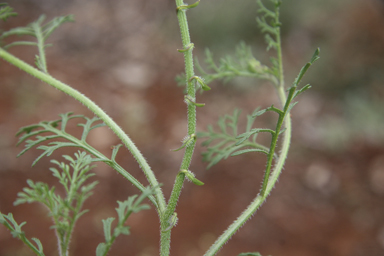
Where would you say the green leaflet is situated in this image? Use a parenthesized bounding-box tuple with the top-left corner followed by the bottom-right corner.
(176, 0, 200, 12)
(0, 3, 17, 21)
(15, 112, 158, 208)
(10, 152, 98, 256)
(198, 109, 272, 169)
(163, 212, 178, 232)
(172, 134, 196, 152)
(96, 186, 155, 256)
(16, 112, 106, 165)
(179, 169, 204, 186)
(184, 95, 205, 107)
(199, 47, 319, 171)
(195, 42, 278, 86)
(0, 14, 73, 72)
(0, 212, 45, 256)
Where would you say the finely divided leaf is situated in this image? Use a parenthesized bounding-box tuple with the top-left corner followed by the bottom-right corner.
(0, 212, 45, 256)
(292, 48, 320, 87)
(0, 3, 17, 22)
(102, 218, 115, 242)
(231, 148, 269, 157)
(199, 108, 273, 168)
(195, 42, 278, 86)
(96, 187, 155, 256)
(31, 238, 44, 253)
(16, 113, 107, 166)
(96, 243, 107, 256)
(1, 14, 74, 48)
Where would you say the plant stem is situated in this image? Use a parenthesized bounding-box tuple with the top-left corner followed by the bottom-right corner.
(35, 123, 159, 208)
(204, 2, 291, 253)
(160, 1, 198, 255)
(260, 6, 284, 195)
(0, 214, 46, 256)
(0, 48, 166, 214)
(204, 92, 292, 256)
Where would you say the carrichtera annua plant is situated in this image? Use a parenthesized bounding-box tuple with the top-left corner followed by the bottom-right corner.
(0, 1, 319, 255)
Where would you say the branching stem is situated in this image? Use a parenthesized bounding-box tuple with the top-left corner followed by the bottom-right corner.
(0, 47, 166, 215)
(204, 2, 292, 255)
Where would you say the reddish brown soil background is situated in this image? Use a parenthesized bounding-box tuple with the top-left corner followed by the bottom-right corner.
(1, 0, 384, 256)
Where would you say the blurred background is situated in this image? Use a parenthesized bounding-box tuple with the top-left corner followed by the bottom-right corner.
(1, 0, 384, 255)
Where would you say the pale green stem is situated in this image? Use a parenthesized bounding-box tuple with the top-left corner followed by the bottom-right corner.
(160, 1, 198, 255)
(204, 92, 291, 256)
(260, 8, 284, 195)
(204, 3, 291, 253)
(0, 48, 166, 214)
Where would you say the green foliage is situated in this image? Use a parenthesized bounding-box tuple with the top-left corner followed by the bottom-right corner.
(180, 169, 205, 186)
(199, 47, 319, 197)
(0, 14, 74, 47)
(199, 0, 319, 251)
(96, 186, 154, 256)
(14, 151, 98, 256)
(194, 0, 284, 88)
(195, 42, 278, 86)
(16, 112, 158, 207)
(0, 13, 73, 72)
(176, 0, 200, 12)
(172, 134, 196, 152)
(256, 0, 281, 51)
(0, 212, 45, 256)
(0, 152, 98, 256)
(162, 212, 178, 232)
(291, 48, 320, 88)
(0, 3, 17, 21)
(197, 109, 272, 169)
(16, 112, 106, 166)
(238, 253, 263, 256)
(0, 1, 320, 255)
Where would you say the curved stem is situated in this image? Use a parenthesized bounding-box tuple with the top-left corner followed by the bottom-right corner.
(260, 12, 285, 195)
(204, 2, 290, 253)
(204, 94, 291, 256)
(38, 124, 159, 207)
(0, 48, 166, 214)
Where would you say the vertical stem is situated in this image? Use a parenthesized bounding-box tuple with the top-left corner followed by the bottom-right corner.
(260, 1, 284, 196)
(260, 114, 283, 196)
(160, 1, 198, 255)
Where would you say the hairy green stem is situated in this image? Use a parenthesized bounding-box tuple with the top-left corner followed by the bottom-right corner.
(160, 1, 199, 255)
(60, 194, 84, 256)
(0, 48, 166, 214)
(204, 93, 291, 256)
(260, 5, 284, 195)
(204, 2, 290, 253)
(160, 171, 185, 255)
